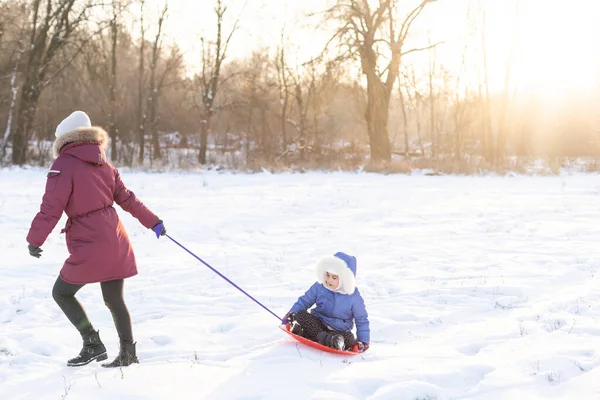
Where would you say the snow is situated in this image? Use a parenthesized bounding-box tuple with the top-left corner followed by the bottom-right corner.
(2, 168, 600, 399)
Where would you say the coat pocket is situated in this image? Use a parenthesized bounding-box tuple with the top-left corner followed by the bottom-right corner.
(45, 170, 61, 191)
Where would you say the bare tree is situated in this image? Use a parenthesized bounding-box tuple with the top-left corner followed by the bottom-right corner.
(2, 51, 21, 155)
(137, 0, 146, 164)
(147, 2, 168, 161)
(12, 0, 103, 165)
(290, 67, 308, 158)
(451, 42, 470, 163)
(404, 66, 425, 156)
(478, 0, 493, 163)
(279, 59, 333, 163)
(321, 0, 437, 164)
(275, 26, 291, 154)
(230, 50, 272, 166)
(427, 35, 438, 158)
(278, 59, 309, 162)
(194, 0, 242, 164)
(1, 7, 27, 158)
(451, 0, 476, 164)
(397, 82, 409, 155)
(305, 62, 320, 156)
(108, 0, 130, 161)
(0, 10, 4, 46)
(494, 0, 520, 167)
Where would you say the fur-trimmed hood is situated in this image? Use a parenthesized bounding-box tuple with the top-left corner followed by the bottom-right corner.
(53, 127, 110, 158)
(316, 252, 357, 295)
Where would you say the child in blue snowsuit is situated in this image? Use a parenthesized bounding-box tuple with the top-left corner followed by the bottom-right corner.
(283, 252, 370, 352)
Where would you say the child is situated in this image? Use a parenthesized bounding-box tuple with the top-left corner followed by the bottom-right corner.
(283, 252, 370, 352)
(26, 111, 166, 368)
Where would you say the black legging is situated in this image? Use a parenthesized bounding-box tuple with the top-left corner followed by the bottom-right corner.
(52, 276, 133, 344)
(294, 310, 356, 350)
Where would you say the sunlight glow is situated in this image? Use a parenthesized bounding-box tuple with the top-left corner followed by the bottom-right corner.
(159, 0, 600, 98)
(507, 0, 599, 96)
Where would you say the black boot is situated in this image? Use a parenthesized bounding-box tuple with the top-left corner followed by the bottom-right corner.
(67, 329, 108, 367)
(316, 332, 345, 350)
(102, 342, 139, 368)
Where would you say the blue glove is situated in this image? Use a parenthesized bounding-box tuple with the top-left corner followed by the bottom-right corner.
(152, 220, 166, 238)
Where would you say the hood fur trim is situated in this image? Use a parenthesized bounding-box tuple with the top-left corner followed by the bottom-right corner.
(53, 127, 109, 157)
(316, 255, 356, 295)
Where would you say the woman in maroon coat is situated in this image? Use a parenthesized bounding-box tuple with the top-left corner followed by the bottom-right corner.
(26, 111, 166, 368)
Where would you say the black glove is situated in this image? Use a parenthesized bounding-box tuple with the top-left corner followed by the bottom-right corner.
(28, 244, 43, 258)
(355, 342, 370, 353)
(152, 219, 166, 238)
(282, 312, 296, 325)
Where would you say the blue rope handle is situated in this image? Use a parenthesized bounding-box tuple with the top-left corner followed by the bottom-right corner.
(166, 234, 282, 321)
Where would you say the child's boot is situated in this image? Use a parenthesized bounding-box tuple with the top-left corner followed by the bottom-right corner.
(317, 332, 345, 351)
(331, 334, 344, 350)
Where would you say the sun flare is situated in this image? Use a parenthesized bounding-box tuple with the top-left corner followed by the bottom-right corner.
(494, 0, 599, 96)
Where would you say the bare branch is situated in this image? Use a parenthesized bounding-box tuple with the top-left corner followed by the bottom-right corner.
(401, 41, 443, 57)
(212, 101, 243, 112)
(220, 0, 246, 64)
(157, 47, 185, 91)
(42, 21, 112, 87)
(306, 3, 352, 19)
(398, 0, 433, 45)
(304, 21, 354, 65)
(371, 0, 391, 32)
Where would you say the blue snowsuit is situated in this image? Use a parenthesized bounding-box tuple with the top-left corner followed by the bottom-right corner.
(289, 252, 370, 343)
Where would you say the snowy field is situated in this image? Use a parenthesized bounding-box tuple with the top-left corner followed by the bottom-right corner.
(2, 168, 600, 400)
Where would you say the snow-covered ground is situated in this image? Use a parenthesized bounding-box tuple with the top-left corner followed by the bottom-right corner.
(2, 167, 600, 399)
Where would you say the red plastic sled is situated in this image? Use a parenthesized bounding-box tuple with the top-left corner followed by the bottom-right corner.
(279, 324, 361, 356)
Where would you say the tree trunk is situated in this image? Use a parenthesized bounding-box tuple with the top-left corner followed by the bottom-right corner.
(276, 36, 289, 154)
(398, 84, 409, 156)
(428, 62, 437, 159)
(148, 4, 167, 162)
(454, 127, 462, 162)
(480, 5, 494, 164)
(12, 82, 41, 165)
(137, 48, 145, 165)
(365, 76, 391, 163)
(196, 0, 239, 165)
(280, 102, 287, 153)
(1, 50, 21, 158)
(150, 95, 160, 160)
(137, 1, 146, 165)
(148, 73, 159, 160)
(245, 110, 252, 167)
(109, 16, 118, 162)
(198, 118, 209, 164)
(453, 93, 465, 163)
(495, 2, 519, 168)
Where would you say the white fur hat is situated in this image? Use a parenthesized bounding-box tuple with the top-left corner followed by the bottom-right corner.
(55, 111, 91, 138)
(316, 254, 357, 295)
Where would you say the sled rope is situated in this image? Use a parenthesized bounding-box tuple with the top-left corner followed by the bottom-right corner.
(166, 234, 282, 321)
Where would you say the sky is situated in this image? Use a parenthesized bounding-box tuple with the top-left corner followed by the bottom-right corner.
(140, 0, 600, 98)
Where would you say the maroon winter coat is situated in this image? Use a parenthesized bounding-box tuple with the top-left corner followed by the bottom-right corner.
(26, 127, 159, 284)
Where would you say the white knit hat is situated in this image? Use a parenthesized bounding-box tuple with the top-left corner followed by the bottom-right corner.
(55, 111, 91, 138)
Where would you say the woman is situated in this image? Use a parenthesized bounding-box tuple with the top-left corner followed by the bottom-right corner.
(26, 111, 166, 367)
